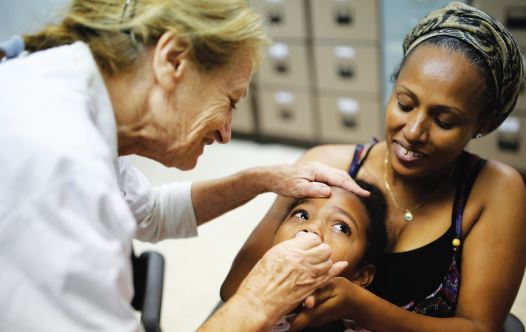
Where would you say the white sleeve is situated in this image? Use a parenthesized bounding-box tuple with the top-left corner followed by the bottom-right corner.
(0, 156, 141, 332)
(117, 157, 198, 243)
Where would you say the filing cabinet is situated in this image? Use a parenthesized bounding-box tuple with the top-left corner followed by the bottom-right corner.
(231, 95, 255, 134)
(310, 0, 383, 144)
(257, 41, 311, 88)
(468, 116, 526, 171)
(513, 47, 526, 118)
(313, 43, 380, 96)
(310, 0, 379, 41)
(249, 0, 308, 39)
(515, 86, 526, 118)
(472, 0, 526, 44)
(249, 0, 315, 143)
(258, 87, 316, 141)
(468, 2, 526, 171)
(318, 94, 381, 143)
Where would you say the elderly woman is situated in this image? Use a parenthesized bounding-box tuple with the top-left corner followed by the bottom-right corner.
(222, 2, 526, 331)
(0, 0, 365, 331)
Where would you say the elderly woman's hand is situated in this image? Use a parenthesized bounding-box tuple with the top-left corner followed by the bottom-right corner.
(257, 161, 369, 198)
(234, 232, 348, 325)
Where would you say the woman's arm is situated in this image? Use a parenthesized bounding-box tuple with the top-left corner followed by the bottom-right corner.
(292, 161, 526, 332)
(454, 161, 526, 330)
(220, 145, 356, 300)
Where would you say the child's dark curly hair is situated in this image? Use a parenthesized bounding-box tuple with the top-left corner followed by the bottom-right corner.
(355, 179, 387, 268)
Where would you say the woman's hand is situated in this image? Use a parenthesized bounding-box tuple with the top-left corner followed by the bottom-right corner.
(234, 233, 348, 324)
(257, 161, 369, 198)
(290, 277, 357, 331)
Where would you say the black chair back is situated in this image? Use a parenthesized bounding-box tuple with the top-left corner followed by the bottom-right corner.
(132, 250, 165, 332)
(503, 313, 525, 332)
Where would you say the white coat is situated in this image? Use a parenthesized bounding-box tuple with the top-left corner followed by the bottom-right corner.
(0, 42, 197, 331)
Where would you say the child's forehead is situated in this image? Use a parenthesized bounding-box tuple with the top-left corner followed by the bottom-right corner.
(330, 186, 358, 198)
(297, 187, 361, 207)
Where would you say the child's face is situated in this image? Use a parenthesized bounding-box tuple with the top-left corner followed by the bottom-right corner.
(273, 187, 370, 278)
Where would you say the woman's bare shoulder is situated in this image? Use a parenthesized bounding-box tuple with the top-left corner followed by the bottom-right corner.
(299, 144, 356, 170)
(480, 158, 524, 189)
(474, 157, 525, 205)
(458, 156, 525, 244)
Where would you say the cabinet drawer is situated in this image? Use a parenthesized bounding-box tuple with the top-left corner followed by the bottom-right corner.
(473, 0, 526, 44)
(257, 41, 311, 88)
(310, 0, 378, 41)
(314, 43, 380, 95)
(468, 116, 526, 171)
(258, 88, 316, 141)
(250, 0, 308, 39)
(317, 94, 381, 143)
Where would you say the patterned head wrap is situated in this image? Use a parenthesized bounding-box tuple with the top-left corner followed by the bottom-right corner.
(403, 1, 524, 135)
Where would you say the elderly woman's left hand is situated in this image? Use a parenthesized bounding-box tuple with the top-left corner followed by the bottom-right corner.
(234, 233, 348, 326)
(259, 161, 369, 198)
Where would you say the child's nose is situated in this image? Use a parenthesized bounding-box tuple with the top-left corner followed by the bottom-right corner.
(300, 224, 323, 240)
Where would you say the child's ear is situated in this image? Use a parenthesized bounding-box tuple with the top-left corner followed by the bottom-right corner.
(152, 31, 190, 91)
(350, 264, 376, 288)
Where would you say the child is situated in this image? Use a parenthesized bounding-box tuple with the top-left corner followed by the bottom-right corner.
(271, 180, 387, 332)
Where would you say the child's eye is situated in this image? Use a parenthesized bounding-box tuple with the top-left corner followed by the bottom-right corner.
(333, 222, 351, 235)
(292, 209, 309, 220)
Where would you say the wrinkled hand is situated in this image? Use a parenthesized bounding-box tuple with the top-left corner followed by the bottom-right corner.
(235, 233, 348, 323)
(290, 277, 356, 331)
(261, 161, 369, 198)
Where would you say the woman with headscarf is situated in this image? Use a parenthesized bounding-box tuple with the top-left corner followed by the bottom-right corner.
(222, 2, 526, 330)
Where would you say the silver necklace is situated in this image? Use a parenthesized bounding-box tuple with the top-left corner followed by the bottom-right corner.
(383, 154, 455, 222)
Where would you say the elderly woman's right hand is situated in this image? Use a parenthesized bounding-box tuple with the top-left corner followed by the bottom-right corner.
(256, 161, 369, 199)
(234, 232, 348, 324)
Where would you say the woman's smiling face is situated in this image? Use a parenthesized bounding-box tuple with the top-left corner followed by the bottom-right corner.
(142, 48, 253, 170)
(385, 44, 485, 178)
(273, 187, 370, 275)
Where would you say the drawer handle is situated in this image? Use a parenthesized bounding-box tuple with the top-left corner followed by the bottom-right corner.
(274, 91, 294, 121)
(497, 136, 520, 152)
(338, 65, 355, 79)
(268, 12, 283, 25)
(279, 108, 293, 120)
(497, 117, 521, 152)
(334, 6, 352, 25)
(341, 116, 357, 128)
(498, 133, 521, 152)
(275, 62, 288, 74)
(337, 97, 359, 128)
(505, 6, 526, 29)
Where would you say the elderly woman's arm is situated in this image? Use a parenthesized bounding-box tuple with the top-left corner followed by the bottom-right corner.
(120, 154, 365, 243)
(291, 161, 526, 332)
(191, 161, 367, 226)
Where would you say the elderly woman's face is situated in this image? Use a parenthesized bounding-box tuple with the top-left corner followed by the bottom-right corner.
(384, 45, 485, 178)
(145, 49, 253, 170)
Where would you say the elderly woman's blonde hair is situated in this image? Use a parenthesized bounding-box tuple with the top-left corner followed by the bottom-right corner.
(23, 0, 270, 75)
